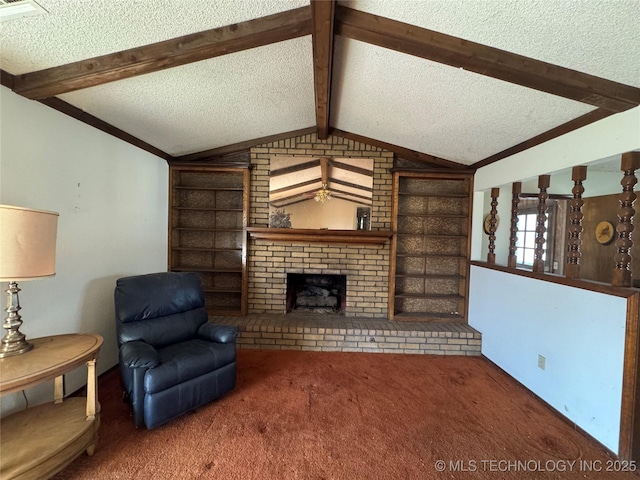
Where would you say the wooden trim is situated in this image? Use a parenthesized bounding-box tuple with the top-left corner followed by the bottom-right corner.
(39, 97, 172, 161)
(533, 175, 550, 273)
(247, 227, 392, 245)
(1, 69, 14, 89)
(173, 127, 317, 163)
(241, 169, 251, 316)
(13, 7, 313, 100)
(270, 159, 321, 177)
(3, 69, 171, 160)
(388, 172, 400, 320)
(613, 152, 640, 287)
(472, 109, 617, 168)
(331, 129, 465, 169)
(335, 6, 640, 112)
(619, 292, 640, 460)
(507, 182, 522, 268)
(311, 0, 335, 140)
(487, 188, 500, 264)
(471, 261, 640, 298)
(566, 166, 588, 279)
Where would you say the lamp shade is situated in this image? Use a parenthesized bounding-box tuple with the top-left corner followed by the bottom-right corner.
(0, 205, 59, 281)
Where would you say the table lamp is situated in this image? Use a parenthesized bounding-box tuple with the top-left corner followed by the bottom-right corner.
(0, 205, 58, 357)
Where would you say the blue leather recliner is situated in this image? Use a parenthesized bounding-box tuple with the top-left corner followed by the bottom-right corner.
(114, 271, 239, 429)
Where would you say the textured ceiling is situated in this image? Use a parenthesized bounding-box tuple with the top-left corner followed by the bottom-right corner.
(1, 0, 638, 164)
(59, 37, 316, 156)
(0, 0, 309, 73)
(331, 37, 595, 163)
(341, 0, 640, 88)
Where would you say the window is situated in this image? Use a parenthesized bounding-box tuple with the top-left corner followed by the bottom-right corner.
(515, 200, 556, 270)
(515, 212, 546, 267)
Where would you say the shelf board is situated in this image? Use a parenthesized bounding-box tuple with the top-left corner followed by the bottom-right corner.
(174, 186, 243, 191)
(398, 192, 469, 198)
(203, 288, 242, 294)
(174, 207, 243, 212)
(395, 273, 465, 279)
(395, 293, 465, 300)
(393, 312, 465, 322)
(396, 233, 467, 239)
(396, 253, 467, 259)
(397, 213, 468, 218)
(172, 247, 242, 252)
(0, 398, 99, 480)
(171, 267, 242, 274)
(173, 227, 243, 232)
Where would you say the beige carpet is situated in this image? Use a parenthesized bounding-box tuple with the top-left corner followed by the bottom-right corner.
(52, 350, 636, 479)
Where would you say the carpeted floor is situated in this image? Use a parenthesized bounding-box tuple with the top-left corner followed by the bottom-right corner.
(52, 350, 637, 479)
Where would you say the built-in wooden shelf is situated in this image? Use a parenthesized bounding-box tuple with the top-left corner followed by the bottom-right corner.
(169, 165, 250, 316)
(247, 228, 393, 245)
(389, 171, 473, 321)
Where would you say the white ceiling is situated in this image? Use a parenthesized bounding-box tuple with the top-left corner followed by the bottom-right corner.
(1, 0, 638, 165)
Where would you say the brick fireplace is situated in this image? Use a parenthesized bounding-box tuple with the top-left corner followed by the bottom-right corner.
(247, 132, 394, 318)
(211, 132, 482, 355)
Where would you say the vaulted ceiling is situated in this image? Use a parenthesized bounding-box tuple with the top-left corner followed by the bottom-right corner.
(1, 0, 639, 169)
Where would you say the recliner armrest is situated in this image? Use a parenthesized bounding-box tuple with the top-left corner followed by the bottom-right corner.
(198, 323, 239, 344)
(120, 341, 160, 368)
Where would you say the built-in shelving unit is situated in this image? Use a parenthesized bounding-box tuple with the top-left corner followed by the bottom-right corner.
(389, 171, 473, 322)
(169, 165, 249, 316)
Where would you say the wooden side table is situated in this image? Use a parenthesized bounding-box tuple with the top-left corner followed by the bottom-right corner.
(0, 334, 103, 480)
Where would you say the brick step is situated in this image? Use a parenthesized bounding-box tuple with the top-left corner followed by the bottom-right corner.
(211, 314, 481, 356)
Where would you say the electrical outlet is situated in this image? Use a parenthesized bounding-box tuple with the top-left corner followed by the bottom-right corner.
(553, 261, 559, 270)
(538, 354, 546, 370)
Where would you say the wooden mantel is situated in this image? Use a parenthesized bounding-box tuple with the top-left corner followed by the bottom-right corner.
(246, 228, 393, 245)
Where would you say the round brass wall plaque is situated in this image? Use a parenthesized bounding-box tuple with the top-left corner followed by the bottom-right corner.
(595, 221, 615, 245)
(483, 214, 499, 235)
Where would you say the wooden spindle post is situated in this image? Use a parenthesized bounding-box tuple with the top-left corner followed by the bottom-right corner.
(566, 166, 588, 279)
(533, 175, 550, 273)
(487, 188, 500, 264)
(507, 182, 522, 268)
(612, 152, 640, 287)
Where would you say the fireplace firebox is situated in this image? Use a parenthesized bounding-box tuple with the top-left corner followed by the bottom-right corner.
(286, 273, 347, 314)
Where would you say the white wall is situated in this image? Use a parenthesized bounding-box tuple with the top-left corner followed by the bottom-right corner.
(469, 266, 627, 452)
(468, 106, 640, 454)
(0, 86, 168, 414)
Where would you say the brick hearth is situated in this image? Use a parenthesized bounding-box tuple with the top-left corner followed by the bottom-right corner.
(212, 314, 481, 356)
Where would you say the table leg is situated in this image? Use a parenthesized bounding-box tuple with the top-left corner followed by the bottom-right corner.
(54, 375, 64, 404)
(86, 359, 97, 420)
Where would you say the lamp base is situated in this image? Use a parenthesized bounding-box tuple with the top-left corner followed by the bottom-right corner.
(0, 281, 34, 358)
(0, 338, 33, 357)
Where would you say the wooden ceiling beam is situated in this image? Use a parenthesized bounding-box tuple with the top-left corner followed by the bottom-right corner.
(335, 6, 640, 113)
(472, 108, 616, 168)
(331, 128, 466, 169)
(270, 159, 321, 177)
(39, 97, 172, 161)
(13, 7, 313, 100)
(311, 0, 336, 140)
(270, 178, 320, 197)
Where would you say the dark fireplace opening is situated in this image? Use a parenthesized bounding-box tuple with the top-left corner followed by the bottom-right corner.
(286, 273, 347, 314)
